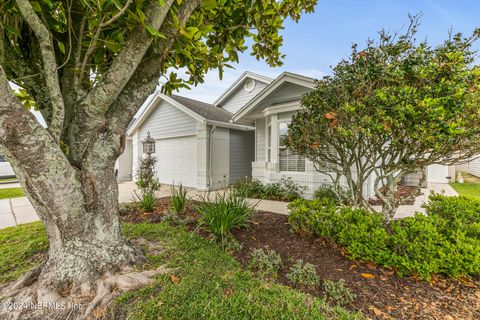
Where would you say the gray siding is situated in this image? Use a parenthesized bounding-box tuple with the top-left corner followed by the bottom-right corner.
(255, 118, 265, 161)
(220, 81, 268, 114)
(402, 168, 427, 187)
(457, 157, 480, 178)
(229, 130, 255, 184)
(253, 83, 312, 114)
(138, 100, 197, 141)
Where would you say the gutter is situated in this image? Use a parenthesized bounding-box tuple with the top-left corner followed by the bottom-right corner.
(204, 119, 254, 131)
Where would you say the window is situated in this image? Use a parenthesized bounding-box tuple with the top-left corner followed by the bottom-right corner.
(0, 155, 5, 162)
(279, 122, 305, 172)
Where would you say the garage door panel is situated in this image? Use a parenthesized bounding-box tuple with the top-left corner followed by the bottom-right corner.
(154, 136, 197, 188)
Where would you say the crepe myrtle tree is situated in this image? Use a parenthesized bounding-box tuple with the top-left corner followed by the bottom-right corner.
(287, 18, 480, 222)
(0, 0, 315, 316)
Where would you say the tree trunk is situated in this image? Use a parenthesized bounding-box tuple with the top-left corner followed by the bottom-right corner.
(0, 95, 141, 294)
(12, 137, 140, 293)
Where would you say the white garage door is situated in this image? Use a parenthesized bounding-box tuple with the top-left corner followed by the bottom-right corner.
(155, 135, 197, 188)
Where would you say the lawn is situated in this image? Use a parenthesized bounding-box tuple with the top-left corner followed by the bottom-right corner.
(0, 187, 25, 200)
(0, 177, 17, 183)
(0, 221, 363, 320)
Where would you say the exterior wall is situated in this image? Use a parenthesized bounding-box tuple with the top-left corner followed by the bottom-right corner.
(115, 139, 133, 182)
(457, 157, 480, 177)
(252, 110, 346, 199)
(219, 80, 268, 114)
(137, 100, 197, 141)
(209, 127, 230, 189)
(131, 131, 139, 180)
(229, 130, 255, 184)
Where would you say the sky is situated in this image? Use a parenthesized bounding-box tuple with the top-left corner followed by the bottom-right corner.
(173, 0, 480, 103)
(30, 0, 480, 123)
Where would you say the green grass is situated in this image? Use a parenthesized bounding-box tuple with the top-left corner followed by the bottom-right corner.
(0, 221, 364, 319)
(0, 187, 25, 200)
(0, 177, 17, 183)
(0, 222, 48, 284)
(450, 182, 480, 200)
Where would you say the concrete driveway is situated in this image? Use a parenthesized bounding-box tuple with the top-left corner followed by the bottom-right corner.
(0, 181, 458, 230)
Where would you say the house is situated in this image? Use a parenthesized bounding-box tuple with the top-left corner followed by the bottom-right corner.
(456, 157, 480, 178)
(0, 155, 15, 178)
(121, 71, 454, 198)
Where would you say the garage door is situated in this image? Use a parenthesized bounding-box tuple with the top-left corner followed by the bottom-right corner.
(154, 135, 197, 188)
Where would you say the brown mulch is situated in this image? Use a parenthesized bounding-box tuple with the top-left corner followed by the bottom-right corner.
(369, 185, 421, 206)
(122, 197, 480, 320)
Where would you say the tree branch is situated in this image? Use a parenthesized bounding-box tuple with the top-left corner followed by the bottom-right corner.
(107, 0, 203, 133)
(16, 0, 65, 142)
(83, 0, 175, 115)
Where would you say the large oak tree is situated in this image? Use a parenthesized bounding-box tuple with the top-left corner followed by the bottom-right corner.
(0, 0, 315, 317)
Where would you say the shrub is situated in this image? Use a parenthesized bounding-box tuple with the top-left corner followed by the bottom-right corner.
(197, 193, 256, 245)
(313, 185, 349, 205)
(288, 195, 480, 280)
(134, 154, 161, 212)
(286, 259, 320, 287)
(171, 183, 188, 214)
(322, 279, 356, 307)
(233, 177, 306, 201)
(134, 190, 157, 212)
(249, 248, 283, 279)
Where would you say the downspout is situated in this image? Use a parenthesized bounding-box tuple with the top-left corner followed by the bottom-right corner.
(208, 125, 216, 191)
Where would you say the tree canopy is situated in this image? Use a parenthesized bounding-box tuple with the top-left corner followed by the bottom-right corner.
(287, 18, 480, 221)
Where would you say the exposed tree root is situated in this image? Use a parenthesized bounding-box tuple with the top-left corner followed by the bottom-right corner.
(0, 265, 171, 320)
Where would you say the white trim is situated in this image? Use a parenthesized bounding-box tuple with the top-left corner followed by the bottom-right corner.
(232, 72, 316, 122)
(204, 120, 254, 131)
(262, 100, 301, 117)
(139, 132, 196, 142)
(213, 71, 273, 106)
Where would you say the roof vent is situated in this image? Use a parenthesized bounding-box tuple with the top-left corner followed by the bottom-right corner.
(243, 79, 256, 92)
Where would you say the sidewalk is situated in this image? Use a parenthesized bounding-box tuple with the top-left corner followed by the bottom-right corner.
(0, 181, 458, 230)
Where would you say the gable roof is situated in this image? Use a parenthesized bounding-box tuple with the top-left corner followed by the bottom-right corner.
(127, 91, 253, 136)
(231, 72, 316, 122)
(170, 95, 233, 123)
(213, 71, 273, 107)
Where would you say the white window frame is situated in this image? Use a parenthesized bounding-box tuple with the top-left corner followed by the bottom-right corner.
(278, 121, 305, 172)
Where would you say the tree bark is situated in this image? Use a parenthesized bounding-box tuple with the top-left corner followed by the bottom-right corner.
(0, 72, 140, 294)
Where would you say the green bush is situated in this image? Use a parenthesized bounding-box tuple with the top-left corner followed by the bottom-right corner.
(313, 185, 349, 205)
(288, 195, 480, 280)
(323, 279, 356, 307)
(171, 183, 188, 214)
(197, 193, 256, 245)
(134, 190, 157, 212)
(249, 248, 283, 279)
(233, 177, 306, 201)
(286, 259, 320, 287)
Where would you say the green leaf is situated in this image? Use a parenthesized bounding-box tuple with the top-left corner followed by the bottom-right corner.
(202, 0, 218, 10)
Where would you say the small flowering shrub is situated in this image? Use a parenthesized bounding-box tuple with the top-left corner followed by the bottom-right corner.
(323, 279, 356, 307)
(233, 177, 306, 202)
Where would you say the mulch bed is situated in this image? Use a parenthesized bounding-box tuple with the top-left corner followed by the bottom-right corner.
(122, 197, 480, 320)
(369, 185, 421, 206)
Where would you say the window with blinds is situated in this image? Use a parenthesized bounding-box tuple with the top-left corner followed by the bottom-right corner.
(279, 122, 305, 172)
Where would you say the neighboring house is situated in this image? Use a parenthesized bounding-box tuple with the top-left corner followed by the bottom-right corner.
(0, 155, 15, 178)
(121, 71, 454, 198)
(456, 157, 480, 178)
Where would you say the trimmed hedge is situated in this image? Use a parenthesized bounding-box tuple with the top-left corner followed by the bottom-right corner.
(288, 195, 480, 280)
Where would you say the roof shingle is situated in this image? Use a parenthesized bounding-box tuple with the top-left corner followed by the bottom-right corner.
(170, 95, 233, 123)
